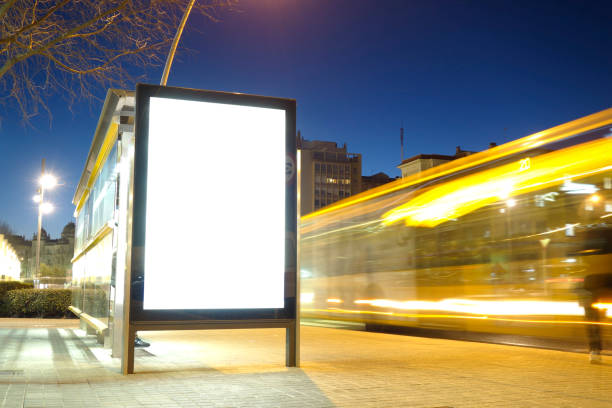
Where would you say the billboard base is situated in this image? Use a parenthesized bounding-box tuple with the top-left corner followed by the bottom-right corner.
(121, 319, 299, 375)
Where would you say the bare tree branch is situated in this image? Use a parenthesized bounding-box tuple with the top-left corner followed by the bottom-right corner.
(0, 0, 18, 20)
(42, 40, 168, 74)
(0, 0, 238, 124)
(0, 220, 15, 235)
(2, 0, 72, 45)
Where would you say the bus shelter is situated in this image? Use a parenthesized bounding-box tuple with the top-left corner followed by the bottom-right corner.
(70, 85, 298, 374)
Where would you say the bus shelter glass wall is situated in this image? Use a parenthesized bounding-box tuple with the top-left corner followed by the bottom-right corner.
(300, 125, 612, 344)
(72, 144, 118, 322)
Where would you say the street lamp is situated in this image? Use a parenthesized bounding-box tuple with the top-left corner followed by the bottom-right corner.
(33, 158, 57, 287)
(160, 0, 196, 85)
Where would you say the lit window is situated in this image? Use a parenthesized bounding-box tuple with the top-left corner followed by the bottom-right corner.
(534, 195, 544, 207)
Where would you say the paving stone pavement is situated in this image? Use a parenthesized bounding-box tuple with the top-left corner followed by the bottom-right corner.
(0, 318, 611, 407)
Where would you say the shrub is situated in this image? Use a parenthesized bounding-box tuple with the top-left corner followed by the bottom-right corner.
(6, 289, 73, 318)
(0, 281, 33, 297)
(0, 281, 33, 316)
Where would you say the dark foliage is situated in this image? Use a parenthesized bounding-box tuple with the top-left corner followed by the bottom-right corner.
(5, 288, 73, 318)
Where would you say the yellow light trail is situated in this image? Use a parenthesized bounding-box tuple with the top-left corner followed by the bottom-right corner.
(500, 223, 580, 242)
(302, 107, 612, 223)
(354, 298, 587, 317)
(593, 303, 612, 310)
(303, 308, 612, 327)
(382, 137, 612, 227)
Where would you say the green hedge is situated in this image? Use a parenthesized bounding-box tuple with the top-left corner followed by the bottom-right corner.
(0, 281, 33, 315)
(0, 281, 33, 297)
(5, 289, 73, 318)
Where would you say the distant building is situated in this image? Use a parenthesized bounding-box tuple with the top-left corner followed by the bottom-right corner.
(0, 234, 21, 280)
(4, 234, 33, 278)
(361, 172, 398, 192)
(31, 223, 75, 281)
(398, 144, 495, 178)
(5, 222, 75, 281)
(298, 132, 362, 215)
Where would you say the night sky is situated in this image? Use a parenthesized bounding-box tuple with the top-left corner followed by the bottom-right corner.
(2, 0, 612, 238)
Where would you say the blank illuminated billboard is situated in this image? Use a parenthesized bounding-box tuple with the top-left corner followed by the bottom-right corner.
(141, 94, 286, 310)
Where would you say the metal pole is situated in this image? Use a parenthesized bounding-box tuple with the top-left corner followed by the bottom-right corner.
(160, 0, 196, 86)
(35, 158, 45, 287)
(400, 125, 404, 163)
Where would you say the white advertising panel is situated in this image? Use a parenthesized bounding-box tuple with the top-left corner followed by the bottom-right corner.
(142, 96, 286, 310)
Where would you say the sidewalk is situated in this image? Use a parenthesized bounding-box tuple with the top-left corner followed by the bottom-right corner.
(0, 318, 611, 407)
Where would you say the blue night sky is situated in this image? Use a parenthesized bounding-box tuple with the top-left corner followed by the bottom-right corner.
(2, 0, 612, 238)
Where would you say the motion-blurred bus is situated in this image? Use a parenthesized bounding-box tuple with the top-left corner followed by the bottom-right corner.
(300, 108, 612, 348)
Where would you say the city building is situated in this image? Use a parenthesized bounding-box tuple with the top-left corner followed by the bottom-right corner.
(0, 234, 21, 281)
(361, 172, 398, 192)
(4, 234, 32, 279)
(4, 222, 74, 281)
(298, 132, 362, 215)
(30, 223, 75, 284)
(398, 145, 486, 178)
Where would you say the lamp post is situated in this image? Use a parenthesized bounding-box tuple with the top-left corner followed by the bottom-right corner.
(160, 0, 196, 86)
(33, 158, 56, 287)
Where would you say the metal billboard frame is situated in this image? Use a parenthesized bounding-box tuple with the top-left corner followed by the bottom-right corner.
(122, 84, 298, 374)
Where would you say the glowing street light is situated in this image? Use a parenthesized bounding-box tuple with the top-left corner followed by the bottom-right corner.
(34, 158, 57, 286)
(589, 193, 601, 203)
(40, 202, 54, 214)
(40, 174, 58, 189)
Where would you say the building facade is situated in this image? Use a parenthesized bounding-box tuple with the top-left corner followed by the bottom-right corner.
(4, 234, 32, 279)
(298, 132, 362, 215)
(4, 222, 74, 281)
(0, 234, 21, 280)
(30, 223, 75, 283)
(398, 144, 492, 178)
(361, 172, 398, 192)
